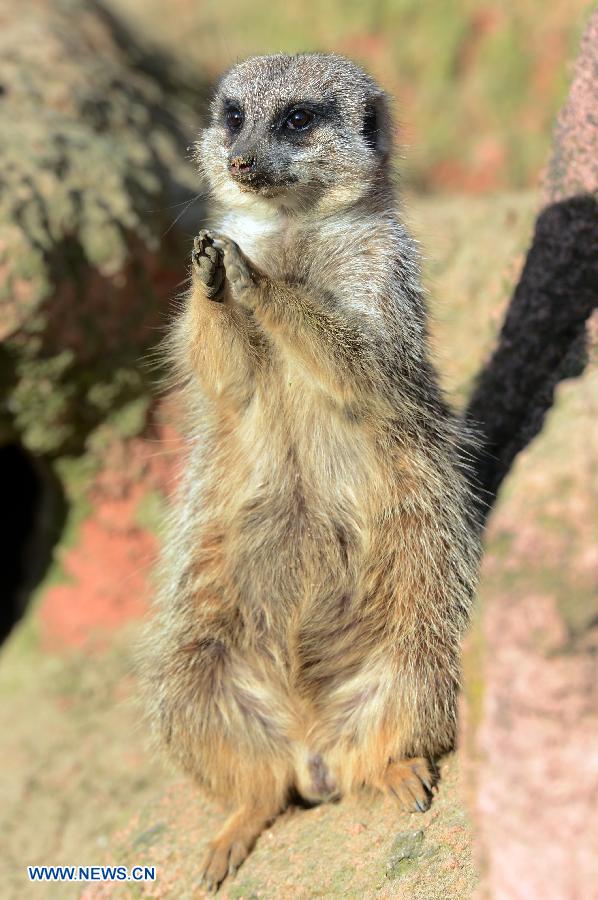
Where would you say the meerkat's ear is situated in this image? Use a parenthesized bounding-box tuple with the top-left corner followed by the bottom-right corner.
(362, 92, 392, 160)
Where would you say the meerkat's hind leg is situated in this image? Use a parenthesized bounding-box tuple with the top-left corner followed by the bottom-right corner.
(380, 757, 434, 814)
(201, 796, 282, 892)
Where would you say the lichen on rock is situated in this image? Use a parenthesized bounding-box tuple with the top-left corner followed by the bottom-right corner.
(0, 0, 207, 456)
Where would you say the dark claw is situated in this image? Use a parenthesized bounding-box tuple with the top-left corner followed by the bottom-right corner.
(192, 232, 226, 302)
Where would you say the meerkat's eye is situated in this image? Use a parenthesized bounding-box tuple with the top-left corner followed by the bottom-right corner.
(225, 106, 244, 132)
(283, 108, 315, 131)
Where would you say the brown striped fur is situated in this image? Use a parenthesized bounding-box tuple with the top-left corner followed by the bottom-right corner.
(140, 53, 480, 889)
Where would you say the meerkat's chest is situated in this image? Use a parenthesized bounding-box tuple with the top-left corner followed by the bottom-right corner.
(217, 210, 307, 278)
(218, 210, 281, 260)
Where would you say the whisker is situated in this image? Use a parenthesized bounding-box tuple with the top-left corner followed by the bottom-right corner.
(161, 192, 205, 239)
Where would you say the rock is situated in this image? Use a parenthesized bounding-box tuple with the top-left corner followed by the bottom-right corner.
(0, 0, 206, 455)
(460, 13, 598, 897)
(386, 830, 425, 878)
(0, 0, 206, 639)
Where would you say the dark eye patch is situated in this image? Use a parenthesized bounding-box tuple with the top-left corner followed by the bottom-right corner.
(362, 100, 379, 151)
(274, 99, 341, 139)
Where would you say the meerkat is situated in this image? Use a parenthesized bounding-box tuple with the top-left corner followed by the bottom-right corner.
(141, 52, 480, 890)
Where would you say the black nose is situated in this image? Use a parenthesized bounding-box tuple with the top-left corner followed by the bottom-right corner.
(229, 155, 256, 178)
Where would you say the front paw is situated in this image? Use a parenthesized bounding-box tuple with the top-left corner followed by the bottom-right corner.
(211, 235, 258, 307)
(192, 230, 225, 301)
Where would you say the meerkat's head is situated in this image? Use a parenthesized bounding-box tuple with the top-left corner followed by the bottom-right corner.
(198, 53, 393, 214)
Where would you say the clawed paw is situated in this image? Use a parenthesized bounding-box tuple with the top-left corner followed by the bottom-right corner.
(192, 230, 226, 301)
(384, 757, 435, 814)
(200, 836, 249, 893)
(192, 230, 256, 305)
(211, 235, 256, 302)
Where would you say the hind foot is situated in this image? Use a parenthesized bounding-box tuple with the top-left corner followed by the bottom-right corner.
(200, 800, 279, 892)
(382, 757, 433, 813)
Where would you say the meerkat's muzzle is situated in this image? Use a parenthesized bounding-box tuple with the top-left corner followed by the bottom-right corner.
(228, 154, 271, 190)
(229, 155, 256, 178)
(229, 153, 278, 191)
(228, 150, 296, 193)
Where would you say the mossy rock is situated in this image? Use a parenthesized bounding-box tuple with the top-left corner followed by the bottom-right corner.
(0, 0, 208, 456)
